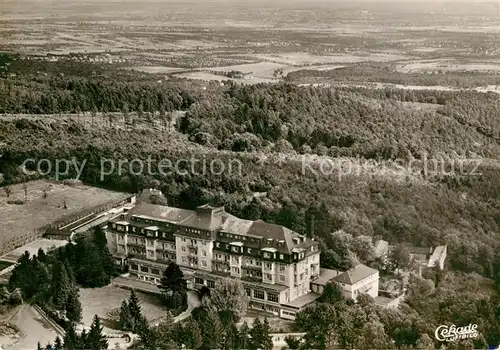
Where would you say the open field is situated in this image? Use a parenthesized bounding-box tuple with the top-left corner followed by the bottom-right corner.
(2, 1, 499, 81)
(0, 180, 130, 255)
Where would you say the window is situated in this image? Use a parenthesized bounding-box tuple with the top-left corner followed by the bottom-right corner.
(245, 288, 251, 297)
(265, 273, 272, 280)
(195, 278, 204, 285)
(232, 267, 240, 273)
(181, 246, 186, 252)
(257, 261, 262, 266)
(216, 242, 220, 248)
(267, 293, 279, 303)
(247, 248, 252, 253)
(202, 241, 207, 246)
(232, 256, 239, 263)
(207, 280, 215, 288)
(151, 268, 160, 275)
(202, 250, 207, 257)
(266, 263, 272, 269)
(254, 290, 265, 300)
(182, 257, 187, 263)
(280, 254, 284, 259)
(280, 265, 285, 272)
(279, 275, 285, 282)
(140, 266, 149, 273)
(130, 264, 138, 271)
(263, 252, 270, 258)
(231, 246, 239, 253)
(182, 238, 186, 242)
(202, 260, 207, 267)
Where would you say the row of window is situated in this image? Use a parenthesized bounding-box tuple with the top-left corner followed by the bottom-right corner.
(129, 264, 161, 276)
(244, 288, 279, 302)
(181, 256, 208, 268)
(194, 278, 215, 288)
(181, 246, 208, 256)
(215, 242, 287, 260)
(180, 237, 208, 245)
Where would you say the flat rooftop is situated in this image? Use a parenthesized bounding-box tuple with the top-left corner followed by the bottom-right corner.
(0, 180, 130, 252)
(1, 238, 69, 262)
(283, 292, 321, 309)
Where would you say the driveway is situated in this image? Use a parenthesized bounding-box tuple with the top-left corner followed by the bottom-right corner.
(3, 304, 61, 350)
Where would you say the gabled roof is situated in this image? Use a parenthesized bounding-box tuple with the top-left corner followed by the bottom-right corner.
(127, 202, 194, 224)
(333, 264, 378, 285)
(408, 246, 432, 256)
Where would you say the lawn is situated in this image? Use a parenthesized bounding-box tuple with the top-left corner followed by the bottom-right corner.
(79, 285, 167, 332)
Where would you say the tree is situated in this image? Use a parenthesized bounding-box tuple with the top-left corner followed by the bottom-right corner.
(3, 186, 12, 198)
(180, 319, 203, 350)
(65, 287, 83, 323)
(63, 322, 79, 350)
(260, 318, 274, 350)
(160, 262, 187, 295)
(390, 244, 412, 271)
(54, 336, 63, 350)
(119, 300, 132, 331)
(355, 319, 395, 350)
(120, 290, 148, 332)
(160, 262, 187, 309)
(237, 322, 251, 349)
(51, 261, 71, 309)
(199, 310, 224, 349)
(87, 315, 108, 350)
(318, 282, 344, 304)
(127, 289, 142, 324)
(22, 183, 28, 201)
(201, 278, 248, 320)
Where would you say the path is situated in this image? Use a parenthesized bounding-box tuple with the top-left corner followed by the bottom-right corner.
(4, 304, 61, 349)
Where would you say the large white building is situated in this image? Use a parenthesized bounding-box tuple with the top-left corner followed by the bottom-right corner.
(106, 195, 322, 319)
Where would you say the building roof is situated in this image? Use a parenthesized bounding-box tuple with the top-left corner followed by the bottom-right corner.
(374, 240, 389, 257)
(311, 268, 342, 286)
(333, 264, 378, 285)
(428, 245, 447, 267)
(407, 246, 433, 256)
(126, 202, 194, 224)
(110, 202, 317, 253)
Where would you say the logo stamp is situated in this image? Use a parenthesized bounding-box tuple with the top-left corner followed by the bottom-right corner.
(435, 324, 479, 342)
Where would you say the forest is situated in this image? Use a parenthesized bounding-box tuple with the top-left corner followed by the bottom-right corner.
(1, 56, 500, 349)
(285, 63, 500, 88)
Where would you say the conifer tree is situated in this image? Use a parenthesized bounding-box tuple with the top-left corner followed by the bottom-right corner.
(119, 300, 132, 331)
(63, 322, 79, 350)
(261, 318, 274, 350)
(53, 336, 63, 350)
(87, 315, 108, 350)
(127, 289, 145, 331)
(238, 321, 251, 350)
(52, 262, 70, 309)
(65, 287, 83, 323)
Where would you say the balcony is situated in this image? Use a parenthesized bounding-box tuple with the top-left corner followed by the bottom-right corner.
(263, 264, 275, 272)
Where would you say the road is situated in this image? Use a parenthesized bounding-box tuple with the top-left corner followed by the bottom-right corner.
(4, 304, 61, 350)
